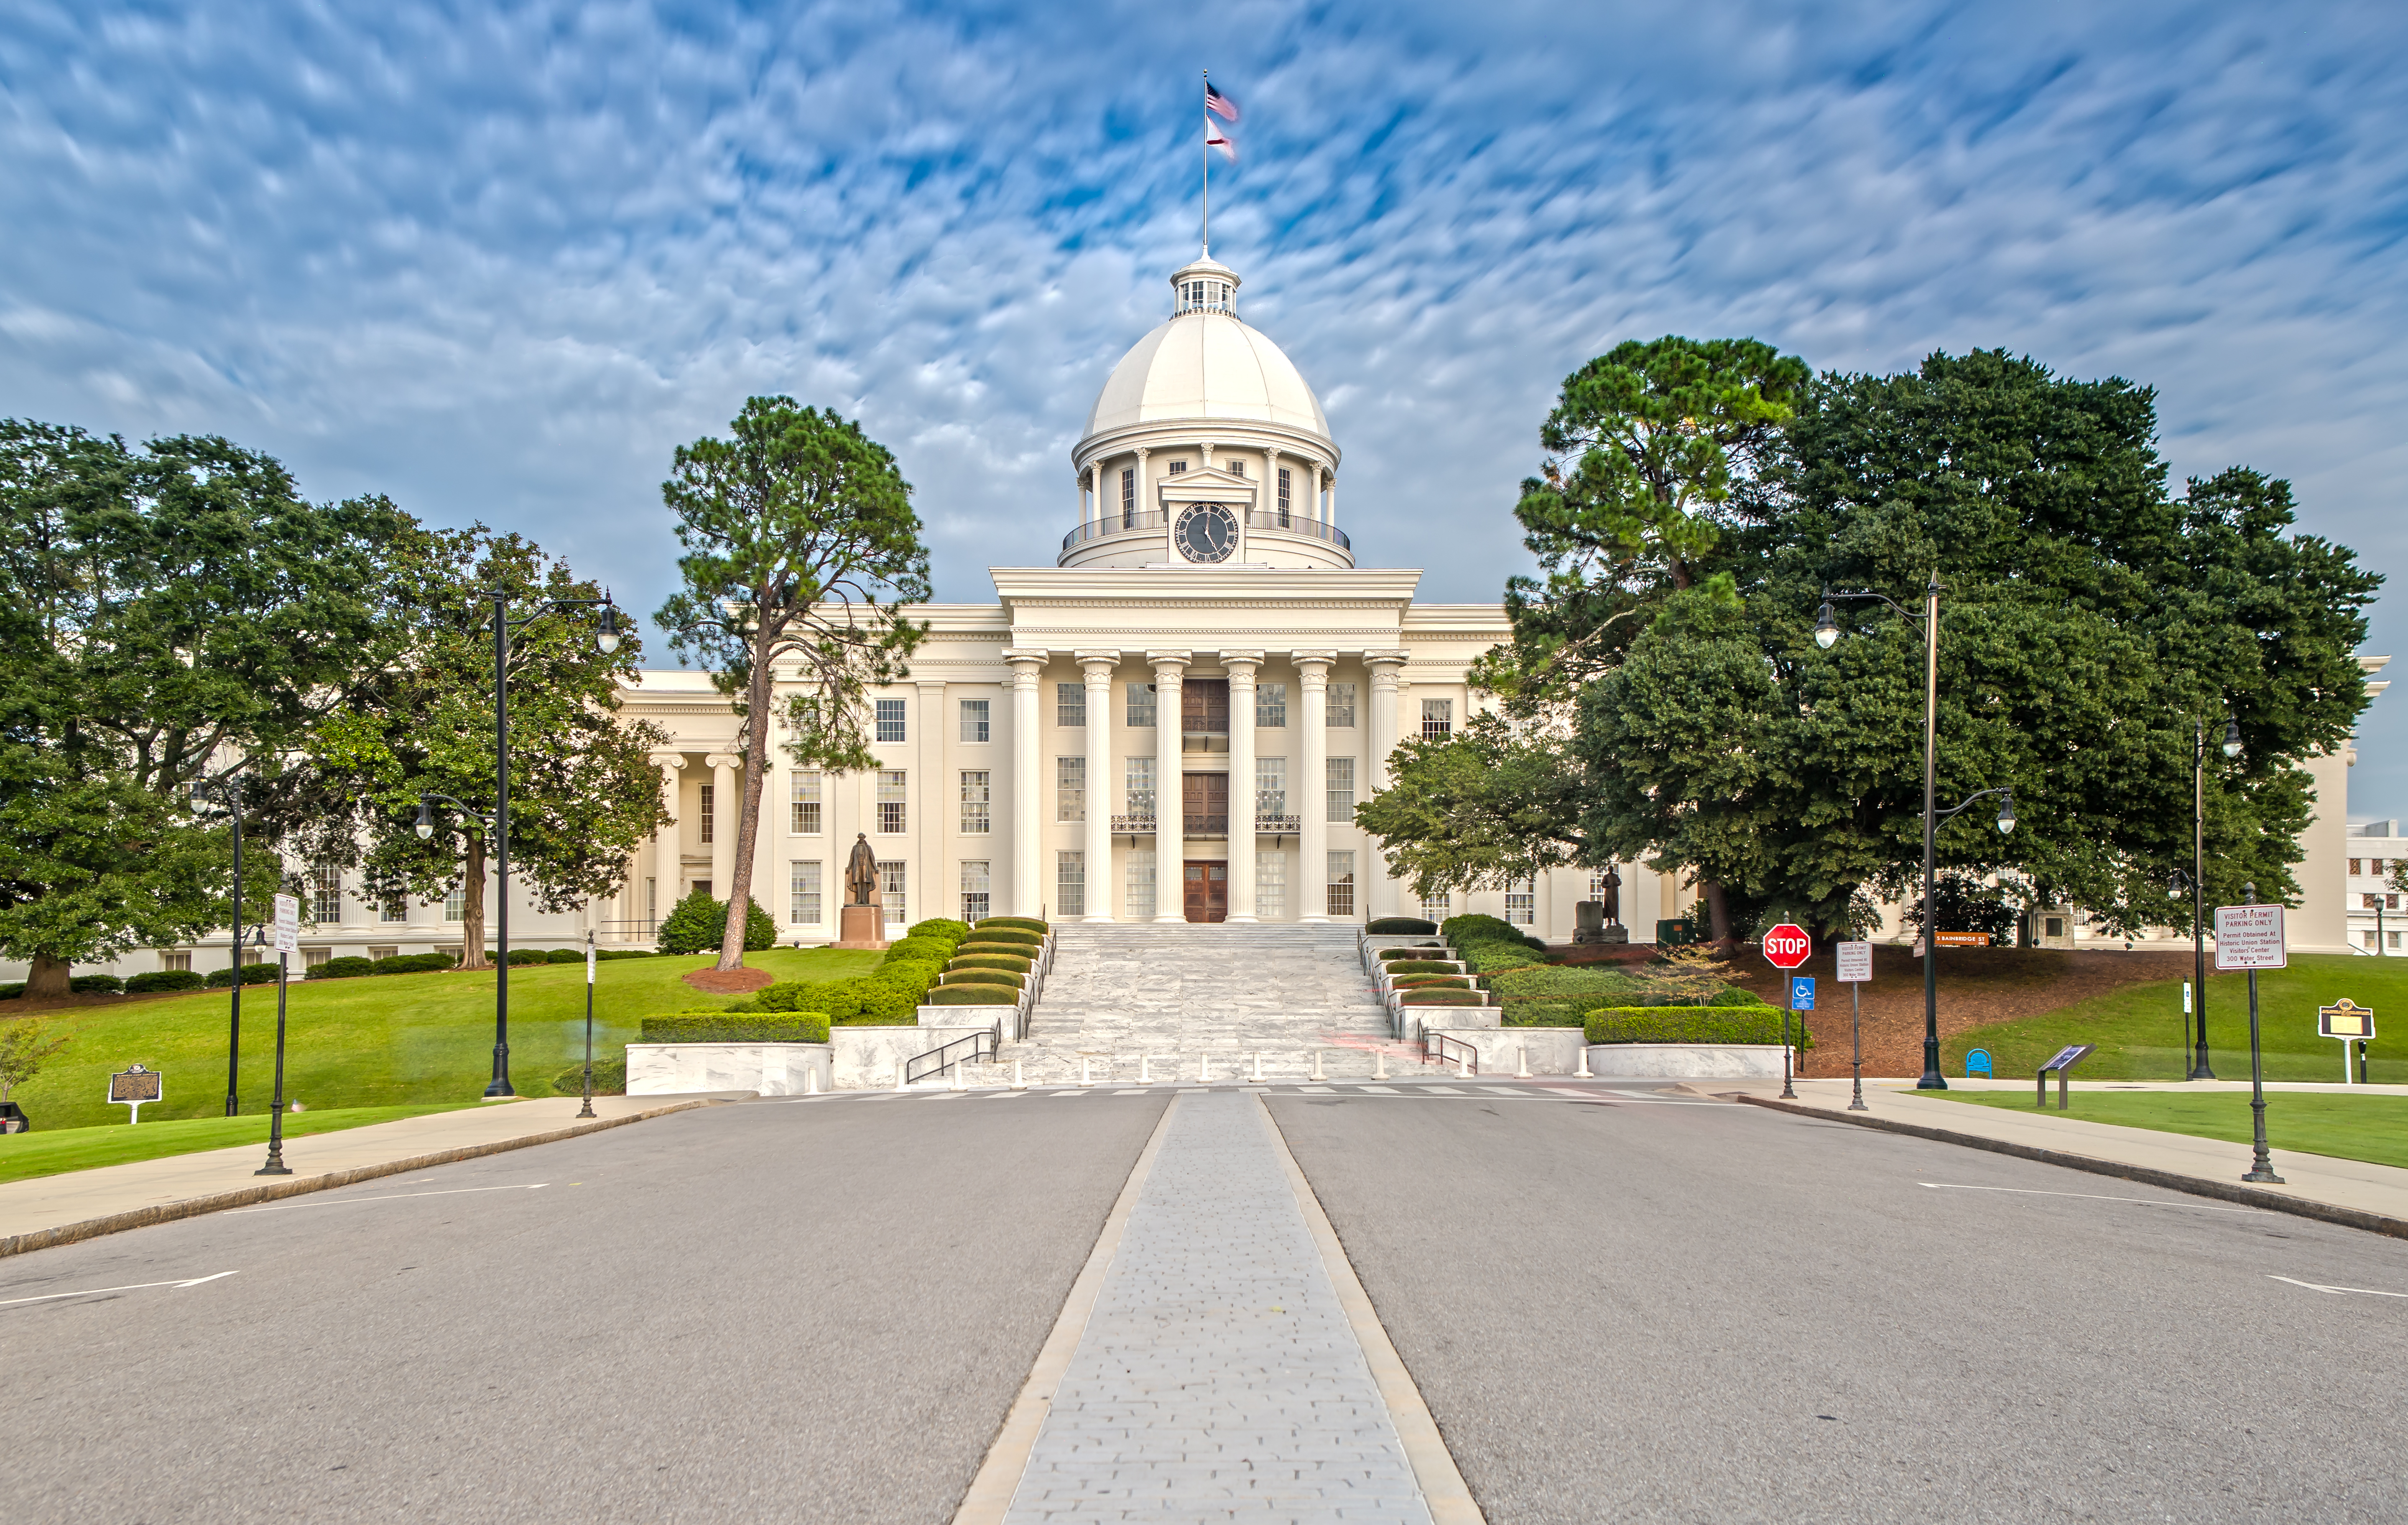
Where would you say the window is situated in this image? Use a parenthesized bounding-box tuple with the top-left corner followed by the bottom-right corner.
(1256, 682, 1287, 728)
(1422, 892, 1451, 924)
(161, 951, 191, 973)
(1327, 682, 1357, 726)
(1058, 681, 1086, 727)
(2350, 858, 2363, 876)
(312, 867, 342, 924)
(1058, 850, 1086, 918)
(693, 881, 712, 900)
(960, 699, 990, 743)
(877, 770, 908, 834)
(1256, 756, 1288, 820)
(960, 860, 992, 924)
(646, 878, 656, 924)
(445, 886, 466, 923)
(698, 783, 715, 845)
(1327, 852, 1355, 918)
(382, 896, 408, 923)
(1326, 757, 1355, 822)
(1422, 698, 1454, 738)
(1057, 756, 1086, 822)
(1506, 880, 1536, 925)
(2393, 931, 2403, 950)
(304, 948, 331, 970)
(1228, 458, 1246, 478)
(2392, 894, 2400, 911)
(1277, 466, 1293, 525)
(1127, 682, 1157, 728)
(790, 861, 822, 924)
(875, 698, 908, 743)
(2366, 894, 2382, 910)
(959, 770, 991, 834)
(2368, 933, 2380, 950)
(878, 861, 907, 925)
(1168, 460, 1187, 475)
(1257, 851, 1286, 919)
(791, 770, 822, 834)
(1121, 468, 1136, 527)
(1126, 848, 1156, 920)
(367, 946, 398, 962)
(1126, 757, 1156, 820)
(2377, 858, 2390, 876)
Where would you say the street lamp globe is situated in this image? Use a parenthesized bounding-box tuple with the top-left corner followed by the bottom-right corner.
(1813, 600, 1839, 649)
(2221, 718, 2243, 759)
(414, 800, 436, 840)
(1995, 792, 2016, 835)
(595, 602, 622, 656)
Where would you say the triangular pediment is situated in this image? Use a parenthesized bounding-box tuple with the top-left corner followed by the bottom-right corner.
(1158, 466, 1258, 504)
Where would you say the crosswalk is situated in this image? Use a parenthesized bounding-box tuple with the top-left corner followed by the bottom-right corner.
(809, 1081, 1725, 1106)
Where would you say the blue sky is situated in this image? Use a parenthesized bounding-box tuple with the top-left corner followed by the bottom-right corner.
(6, 0, 2408, 812)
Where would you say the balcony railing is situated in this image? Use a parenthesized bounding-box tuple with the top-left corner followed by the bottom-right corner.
(1184, 812, 1229, 837)
(1062, 508, 1352, 553)
(1254, 814, 1301, 836)
(1063, 510, 1169, 552)
(1111, 813, 1156, 835)
(1245, 509, 1349, 550)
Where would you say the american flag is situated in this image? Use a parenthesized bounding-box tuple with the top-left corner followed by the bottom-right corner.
(1206, 116, 1236, 162)
(1205, 82, 1239, 122)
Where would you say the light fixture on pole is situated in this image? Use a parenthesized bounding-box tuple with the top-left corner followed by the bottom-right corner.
(193, 770, 249, 1117)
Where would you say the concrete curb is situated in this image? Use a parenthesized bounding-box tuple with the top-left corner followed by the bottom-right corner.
(1735, 1094, 2408, 1242)
(0, 1097, 728, 1260)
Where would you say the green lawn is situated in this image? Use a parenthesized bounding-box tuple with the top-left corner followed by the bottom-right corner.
(1922, 1088, 2408, 1173)
(1944, 953, 2408, 1085)
(0, 1103, 481, 1185)
(0, 947, 884, 1131)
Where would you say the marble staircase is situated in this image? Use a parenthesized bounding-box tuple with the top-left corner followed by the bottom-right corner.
(994, 923, 1420, 1085)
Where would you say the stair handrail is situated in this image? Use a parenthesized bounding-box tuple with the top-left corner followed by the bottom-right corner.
(1423, 1030, 1478, 1074)
(905, 1021, 1000, 1086)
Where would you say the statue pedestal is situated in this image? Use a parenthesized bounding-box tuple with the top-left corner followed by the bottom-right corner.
(834, 903, 888, 950)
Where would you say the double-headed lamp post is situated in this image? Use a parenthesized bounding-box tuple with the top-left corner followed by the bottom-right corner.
(1815, 577, 2017, 1090)
(416, 591, 623, 1099)
(2167, 717, 2243, 1079)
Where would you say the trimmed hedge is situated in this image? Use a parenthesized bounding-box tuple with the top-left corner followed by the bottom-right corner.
(1399, 988, 1487, 1006)
(950, 954, 1032, 974)
(544, 947, 586, 964)
(927, 984, 1018, 1006)
(1376, 944, 1447, 961)
(1584, 1006, 1803, 1048)
(207, 963, 283, 987)
(963, 926, 1042, 947)
(908, 918, 972, 942)
(552, 1057, 627, 1096)
(0, 983, 18, 999)
(1389, 974, 1473, 991)
(597, 948, 662, 961)
(957, 941, 1041, 960)
(939, 968, 1022, 988)
(1383, 960, 1462, 975)
(127, 969, 208, 993)
(640, 1013, 832, 1043)
(883, 936, 954, 965)
(1366, 917, 1439, 934)
(976, 916, 1049, 934)
(1442, 913, 1548, 952)
(304, 957, 375, 982)
(658, 889, 778, 955)
(69, 974, 125, 995)
(373, 952, 457, 976)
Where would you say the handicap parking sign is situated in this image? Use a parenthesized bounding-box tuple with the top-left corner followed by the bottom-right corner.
(1790, 976, 1815, 1011)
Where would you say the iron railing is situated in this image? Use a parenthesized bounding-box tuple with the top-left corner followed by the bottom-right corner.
(1111, 814, 1155, 836)
(1424, 1031, 1478, 1074)
(1061, 508, 1350, 553)
(1244, 510, 1349, 550)
(904, 1021, 1001, 1085)
(1183, 812, 1229, 836)
(1062, 509, 1169, 552)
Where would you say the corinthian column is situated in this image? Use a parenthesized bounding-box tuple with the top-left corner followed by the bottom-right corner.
(1078, 650, 1118, 921)
(1364, 652, 1408, 921)
(704, 753, 742, 902)
(1224, 652, 1263, 921)
(1149, 650, 1189, 922)
(1295, 653, 1334, 922)
(1005, 649, 1046, 920)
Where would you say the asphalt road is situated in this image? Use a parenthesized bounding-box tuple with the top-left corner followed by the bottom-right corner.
(1268, 1089, 2408, 1524)
(0, 1091, 1171, 1524)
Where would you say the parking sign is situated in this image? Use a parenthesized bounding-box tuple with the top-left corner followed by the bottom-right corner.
(1791, 976, 1815, 1011)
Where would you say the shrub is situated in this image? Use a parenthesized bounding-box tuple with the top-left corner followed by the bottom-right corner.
(371, 952, 457, 976)
(656, 889, 777, 955)
(1383, 960, 1461, 975)
(1366, 917, 1439, 934)
(976, 916, 1048, 934)
(1460, 942, 1541, 974)
(1400, 989, 1487, 1006)
(1388, 975, 1473, 990)
(498, 947, 551, 966)
(908, 918, 972, 943)
(757, 978, 868, 1020)
(1584, 1006, 1802, 1047)
(552, 1057, 627, 1096)
(950, 954, 1032, 974)
(544, 948, 586, 964)
(302, 957, 375, 982)
(207, 963, 283, 987)
(852, 981, 925, 1023)
(962, 925, 1042, 947)
(927, 984, 1018, 1006)
(597, 948, 660, 961)
(68, 974, 125, 995)
(883, 936, 953, 966)
(640, 1013, 833, 1044)
(126, 969, 208, 993)
(1710, 985, 1764, 1007)
(940, 969, 1022, 989)
(1376, 944, 1446, 961)
(0, 984, 20, 1000)
(957, 940, 1040, 960)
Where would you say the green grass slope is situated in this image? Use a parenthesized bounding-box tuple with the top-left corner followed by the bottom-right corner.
(1, 947, 883, 1130)
(1943, 953, 2408, 1085)
(1925, 1089, 2408, 1173)
(0, 1104, 477, 1185)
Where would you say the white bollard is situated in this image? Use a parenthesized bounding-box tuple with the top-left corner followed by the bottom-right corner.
(1012, 1057, 1025, 1090)
(1199, 1054, 1212, 1084)
(1457, 1051, 1470, 1079)
(1516, 1045, 1531, 1079)
(1081, 1057, 1094, 1087)
(1140, 1054, 1153, 1085)
(1574, 1046, 1592, 1080)
(805, 1068, 820, 1095)
(894, 1064, 907, 1092)
(951, 1061, 966, 1092)
(1311, 1049, 1325, 1082)
(1252, 1051, 1265, 1083)
(1375, 1051, 1388, 1081)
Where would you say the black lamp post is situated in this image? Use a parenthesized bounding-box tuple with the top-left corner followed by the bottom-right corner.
(255, 919, 292, 1176)
(579, 929, 597, 1120)
(416, 592, 622, 1100)
(2169, 717, 2242, 1079)
(2240, 880, 2283, 1184)
(1815, 577, 2017, 1090)
(193, 771, 248, 1117)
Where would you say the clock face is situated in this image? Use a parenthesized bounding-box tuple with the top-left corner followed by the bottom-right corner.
(1176, 503, 1239, 563)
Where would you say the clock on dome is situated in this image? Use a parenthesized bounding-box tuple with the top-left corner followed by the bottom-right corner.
(1175, 503, 1238, 563)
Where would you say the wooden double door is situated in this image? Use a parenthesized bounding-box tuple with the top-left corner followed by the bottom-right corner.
(1183, 861, 1228, 923)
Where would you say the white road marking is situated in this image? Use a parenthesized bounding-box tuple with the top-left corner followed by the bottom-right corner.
(2, 1271, 238, 1309)
(2270, 1275, 2408, 1298)
(226, 1184, 548, 1214)
(1918, 1183, 2260, 1213)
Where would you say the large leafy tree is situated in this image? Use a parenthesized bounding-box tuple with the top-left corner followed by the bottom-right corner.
(657, 398, 930, 971)
(292, 528, 668, 967)
(0, 422, 400, 998)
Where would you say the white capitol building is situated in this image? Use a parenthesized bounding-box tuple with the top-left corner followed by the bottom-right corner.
(43, 250, 2382, 977)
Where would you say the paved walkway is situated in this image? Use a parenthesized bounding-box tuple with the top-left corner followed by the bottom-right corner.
(1733, 1077, 2408, 1226)
(1003, 1090, 1436, 1522)
(0, 1094, 724, 1252)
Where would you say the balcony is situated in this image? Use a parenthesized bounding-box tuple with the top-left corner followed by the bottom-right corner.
(1244, 509, 1349, 551)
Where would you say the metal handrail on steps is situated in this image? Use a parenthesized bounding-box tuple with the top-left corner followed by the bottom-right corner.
(1424, 1031, 1478, 1074)
(906, 1019, 1002, 1085)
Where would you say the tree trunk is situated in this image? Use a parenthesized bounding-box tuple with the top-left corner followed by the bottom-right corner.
(715, 655, 774, 972)
(457, 835, 491, 970)
(1700, 879, 1734, 950)
(23, 952, 71, 1002)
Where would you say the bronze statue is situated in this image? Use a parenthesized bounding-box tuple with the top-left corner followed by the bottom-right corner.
(1598, 865, 1622, 925)
(845, 833, 879, 906)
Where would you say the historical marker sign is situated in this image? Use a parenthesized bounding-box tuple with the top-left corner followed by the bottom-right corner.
(2214, 904, 2287, 970)
(2319, 1000, 2375, 1040)
(108, 1063, 163, 1124)
(1763, 924, 1812, 970)
(1835, 941, 1872, 983)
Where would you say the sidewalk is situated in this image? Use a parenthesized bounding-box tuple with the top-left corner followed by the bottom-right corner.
(1727, 1077, 2408, 1236)
(0, 1093, 739, 1258)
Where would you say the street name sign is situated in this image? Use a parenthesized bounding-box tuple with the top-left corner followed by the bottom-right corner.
(1835, 942, 1872, 983)
(2214, 904, 2286, 970)
(1763, 924, 1812, 970)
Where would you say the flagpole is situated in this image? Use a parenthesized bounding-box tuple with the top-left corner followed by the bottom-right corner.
(1201, 69, 1210, 255)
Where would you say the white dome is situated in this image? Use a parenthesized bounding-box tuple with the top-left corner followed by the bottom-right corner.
(1081, 260, 1331, 443)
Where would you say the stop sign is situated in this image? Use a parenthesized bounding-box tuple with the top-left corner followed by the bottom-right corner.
(1763, 924, 1812, 969)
